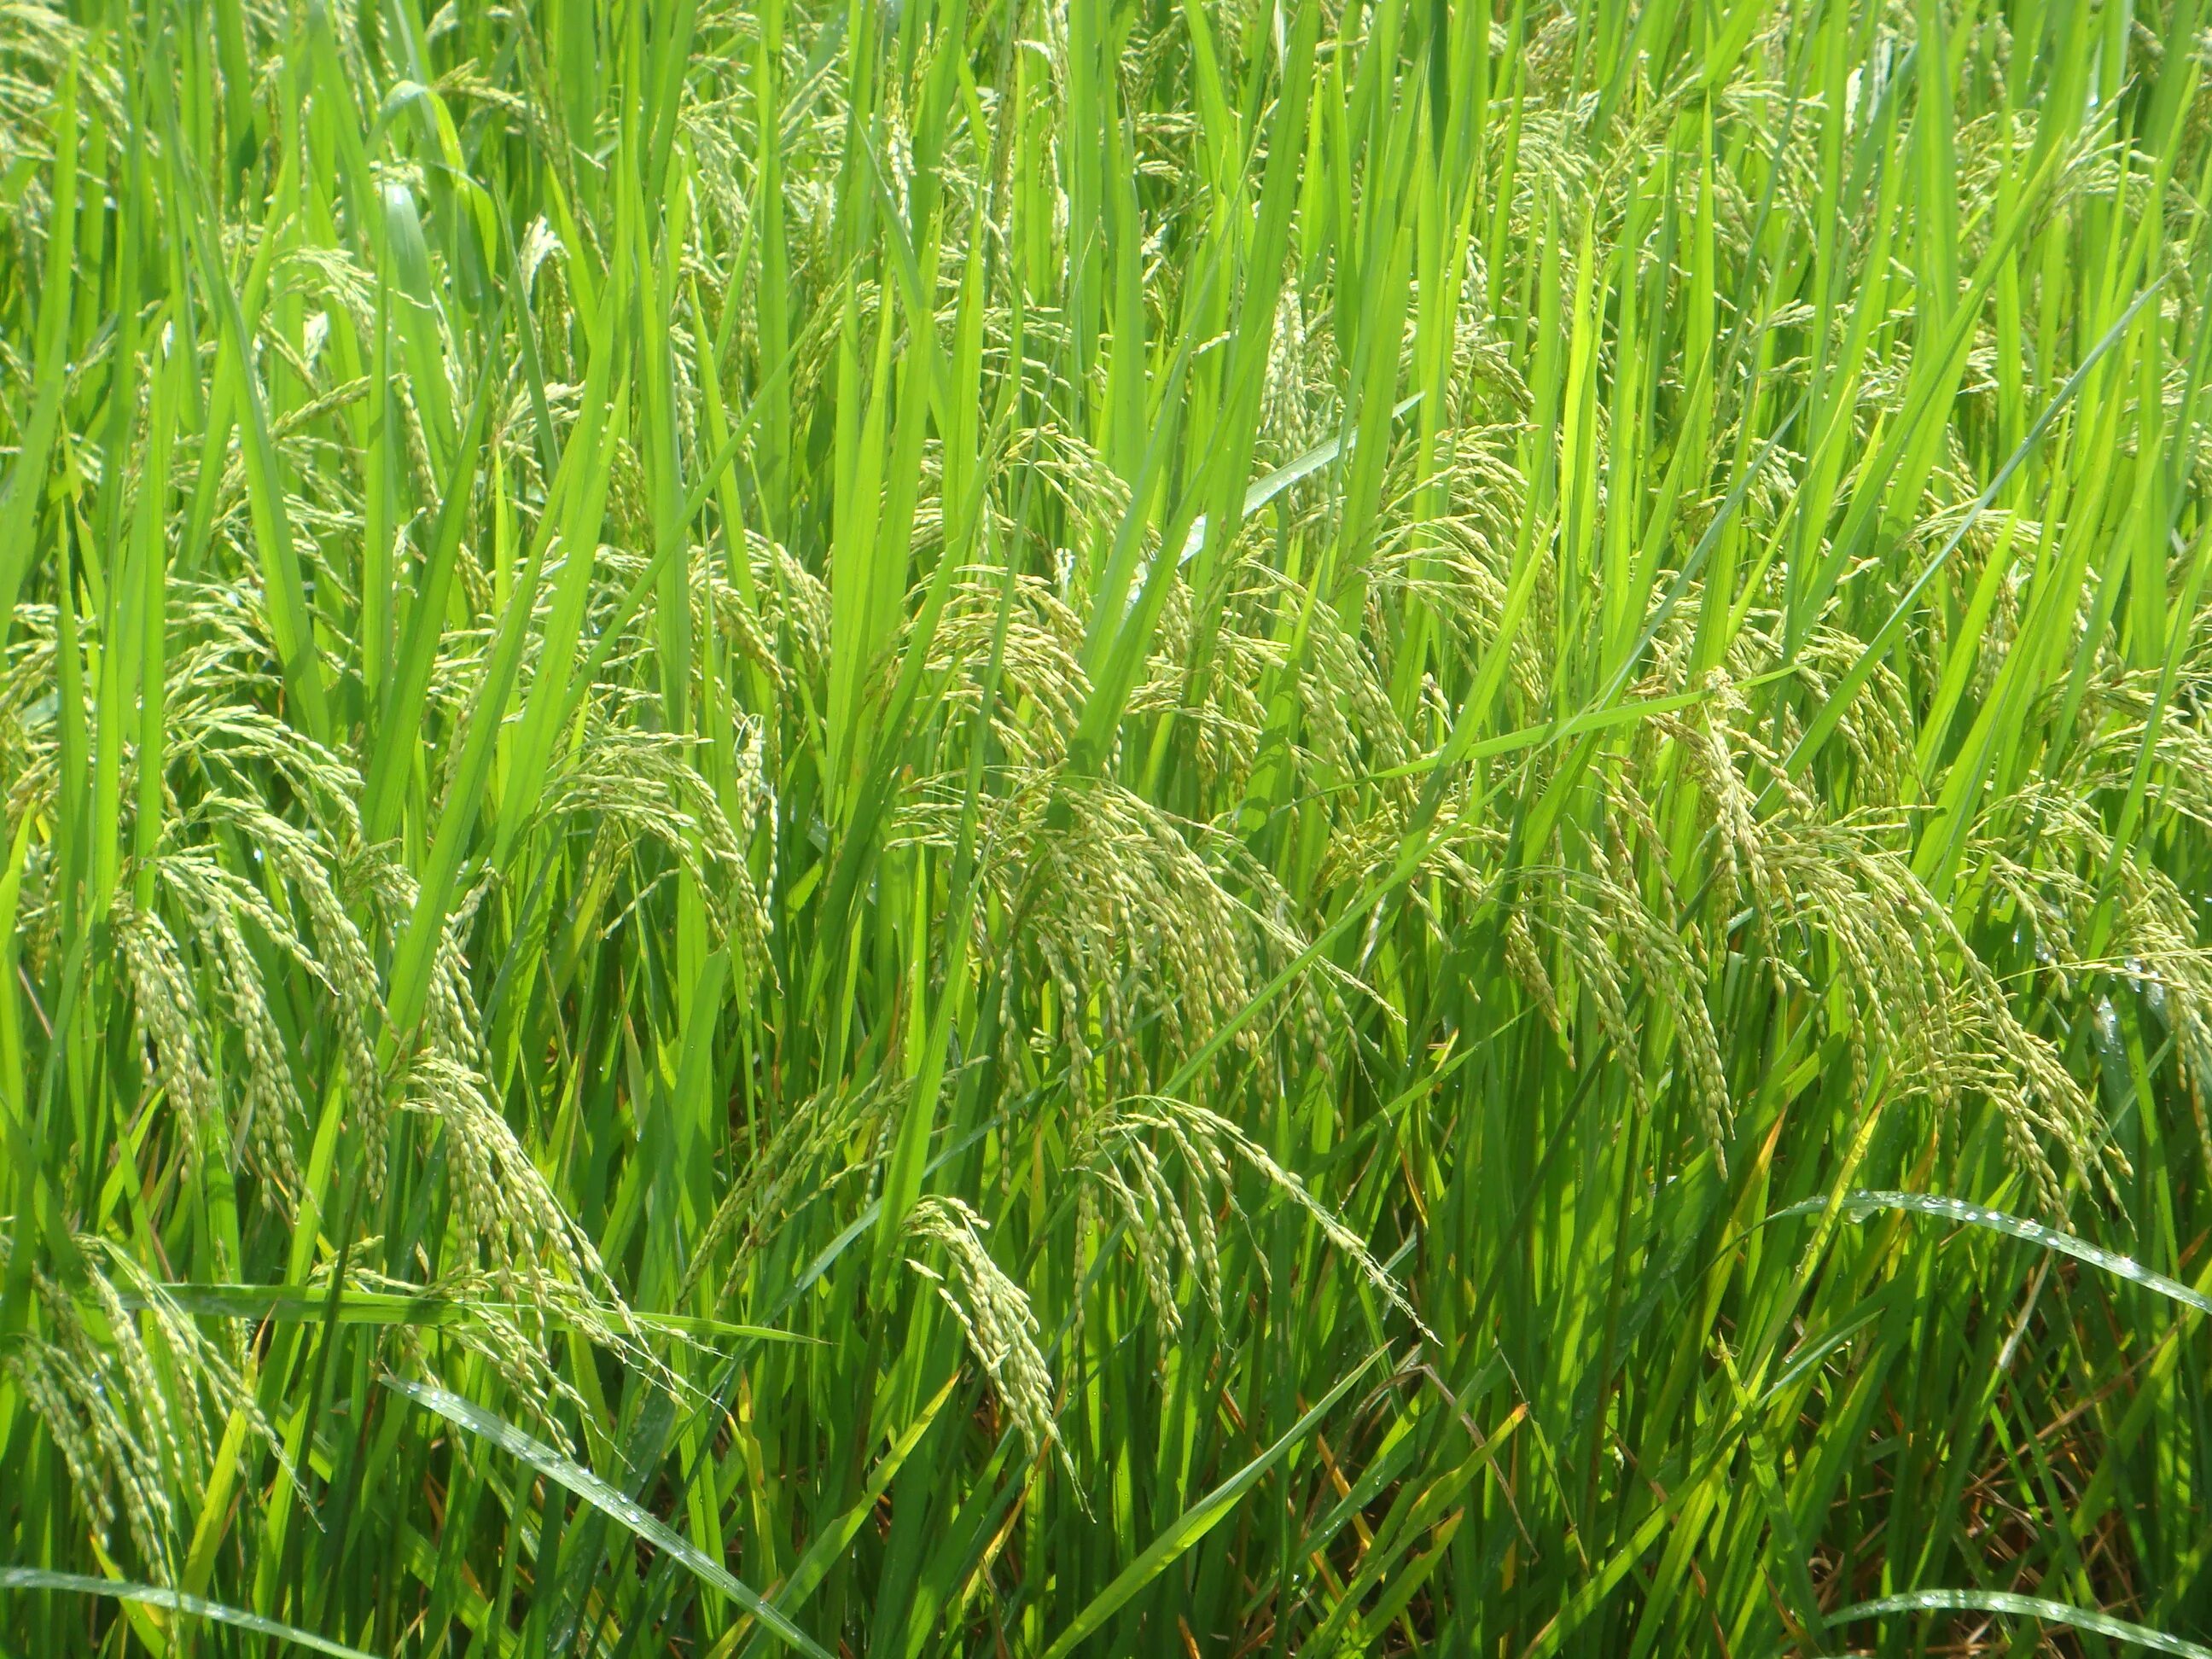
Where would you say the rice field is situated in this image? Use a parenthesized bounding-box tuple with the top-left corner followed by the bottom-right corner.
(4, 0, 2212, 1650)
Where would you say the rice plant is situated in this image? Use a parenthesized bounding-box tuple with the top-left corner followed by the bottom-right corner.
(5, 0, 2212, 1650)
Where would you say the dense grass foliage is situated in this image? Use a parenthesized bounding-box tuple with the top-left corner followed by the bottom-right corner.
(5, 0, 2212, 1650)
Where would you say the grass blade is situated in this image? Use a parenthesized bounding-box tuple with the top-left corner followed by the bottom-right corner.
(1832, 1590, 2212, 1657)
(0, 1568, 378, 1659)
(383, 1378, 830, 1659)
(1038, 1350, 1382, 1659)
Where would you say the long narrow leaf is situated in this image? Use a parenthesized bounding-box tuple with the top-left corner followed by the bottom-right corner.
(383, 1378, 830, 1659)
(0, 1567, 377, 1659)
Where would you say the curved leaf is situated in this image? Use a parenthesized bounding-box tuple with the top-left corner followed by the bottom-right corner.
(0, 1567, 377, 1659)
(382, 1377, 830, 1659)
(1778, 1190, 2212, 1318)
(1039, 1348, 1382, 1659)
(1832, 1589, 2212, 1657)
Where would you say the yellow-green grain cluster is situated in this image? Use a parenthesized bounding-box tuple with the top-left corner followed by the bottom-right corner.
(6, 0, 2212, 1651)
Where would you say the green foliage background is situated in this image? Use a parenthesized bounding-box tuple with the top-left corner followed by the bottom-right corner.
(4, 0, 2212, 1650)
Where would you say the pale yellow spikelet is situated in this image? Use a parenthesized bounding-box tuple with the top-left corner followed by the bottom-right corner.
(115, 906, 218, 1161)
(1086, 1096, 1430, 1342)
(905, 1196, 1065, 1474)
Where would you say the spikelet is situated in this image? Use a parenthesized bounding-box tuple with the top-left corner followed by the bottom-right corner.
(330, 1263, 597, 1447)
(683, 1072, 900, 1307)
(1581, 824, 1735, 1154)
(1982, 780, 2212, 1181)
(0, 1237, 288, 1582)
(1077, 1095, 1430, 1342)
(172, 877, 303, 1198)
(114, 906, 218, 1163)
(905, 1196, 1066, 1476)
(531, 721, 773, 970)
(896, 761, 1342, 1116)
(398, 1051, 608, 1307)
(1654, 678, 2110, 1211)
(917, 566, 1091, 771)
(150, 824, 382, 1197)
